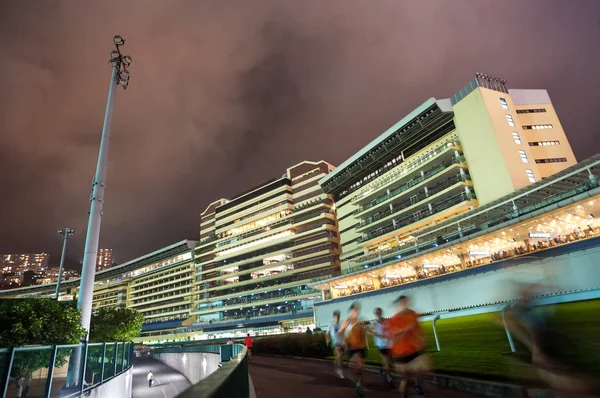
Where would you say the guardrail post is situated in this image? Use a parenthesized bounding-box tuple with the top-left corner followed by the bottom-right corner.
(100, 343, 106, 382)
(2, 348, 16, 398)
(113, 342, 119, 375)
(80, 342, 89, 393)
(44, 345, 58, 398)
(432, 315, 441, 351)
(502, 304, 517, 353)
(121, 342, 126, 372)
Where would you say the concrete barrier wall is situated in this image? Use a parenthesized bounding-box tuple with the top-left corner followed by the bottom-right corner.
(315, 244, 600, 325)
(86, 367, 133, 398)
(152, 352, 220, 384)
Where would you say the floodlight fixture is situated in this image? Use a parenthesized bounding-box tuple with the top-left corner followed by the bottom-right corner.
(108, 59, 118, 67)
(110, 50, 120, 59)
(122, 55, 132, 66)
(113, 35, 125, 46)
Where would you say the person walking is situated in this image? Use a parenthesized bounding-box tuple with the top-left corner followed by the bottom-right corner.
(339, 302, 367, 396)
(227, 338, 233, 345)
(147, 370, 154, 388)
(388, 295, 430, 397)
(368, 308, 394, 386)
(306, 326, 313, 336)
(244, 333, 254, 360)
(325, 310, 345, 379)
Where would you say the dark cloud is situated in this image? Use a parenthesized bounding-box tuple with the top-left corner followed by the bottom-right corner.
(1, 0, 599, 268)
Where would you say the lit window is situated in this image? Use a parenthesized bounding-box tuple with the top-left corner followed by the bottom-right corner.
(506, 114, 515, 127)
(526, 169, 536, 183)
(512, 132, 522, 145)
(500, 98, 509, 110)
(519, 150, 529, 163)
(528, 140, 560, 146)
(523, 124, 553, 130)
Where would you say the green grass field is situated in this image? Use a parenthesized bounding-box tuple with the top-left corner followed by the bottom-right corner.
(338, 300, 600, 382)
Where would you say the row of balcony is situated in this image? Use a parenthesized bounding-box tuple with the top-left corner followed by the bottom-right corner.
(357, 155, 466, 214)
(201, 248, 335, 289)
(201, 255, 336, 299)
(195, 305, 314, 326)
(196, 287, 318, 312)
(359, 172, 470, 228)
(358, 189, 475, 243)
(352, 139, 462, 204)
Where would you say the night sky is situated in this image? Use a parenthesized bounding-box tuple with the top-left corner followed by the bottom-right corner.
(1, 0, 599, 269)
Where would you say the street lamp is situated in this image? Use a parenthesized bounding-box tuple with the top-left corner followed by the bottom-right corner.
(77, 35, 132, 339)
(55, 228, 75, 300)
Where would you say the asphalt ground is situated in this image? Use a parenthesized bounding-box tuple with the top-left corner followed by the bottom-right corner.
(132, 358, 191, 398)
(249, 356, 485, 398)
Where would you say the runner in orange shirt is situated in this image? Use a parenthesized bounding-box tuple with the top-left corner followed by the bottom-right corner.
(388, 295, 430, 397)
(339, 302, 367, 396)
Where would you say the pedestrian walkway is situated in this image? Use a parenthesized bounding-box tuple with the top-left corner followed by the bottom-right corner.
(132, 358, 191, 398)
(249, 356, 483, 397)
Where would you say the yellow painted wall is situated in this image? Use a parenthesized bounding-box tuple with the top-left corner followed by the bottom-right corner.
(515, 102, 577, 177)
(453, 88, 519, 205)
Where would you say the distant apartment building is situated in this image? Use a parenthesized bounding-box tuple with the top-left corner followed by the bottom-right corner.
(96, 249, 114, 271)
(1, 253, 49, 275)
(36, 267, 80, 285)
(319, 73, 577, 275)
(191, 161, 341, 337)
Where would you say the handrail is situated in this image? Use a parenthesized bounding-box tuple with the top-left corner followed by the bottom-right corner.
(175, 345, 250, 398)
(1, 341, 133, 398)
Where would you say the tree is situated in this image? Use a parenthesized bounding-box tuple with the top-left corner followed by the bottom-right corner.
(89, 307, 144, 343)
(0, 298, 85, 396)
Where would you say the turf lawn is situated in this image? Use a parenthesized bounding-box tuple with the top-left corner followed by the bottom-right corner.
(337, 300, 600, 382)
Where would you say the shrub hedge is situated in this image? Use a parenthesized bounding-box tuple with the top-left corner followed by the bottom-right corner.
(253, 333, 331, 358)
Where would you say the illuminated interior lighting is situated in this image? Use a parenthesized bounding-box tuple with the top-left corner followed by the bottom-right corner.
(217, 231, 293, 256)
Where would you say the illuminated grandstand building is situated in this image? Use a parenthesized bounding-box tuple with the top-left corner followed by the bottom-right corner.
(318, 73, 577, 291)
(191, 161, 341, 338)
(312, 154, 600, 304)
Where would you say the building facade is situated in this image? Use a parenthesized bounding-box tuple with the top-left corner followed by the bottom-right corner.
(319, 73, 577, 277)
(311, 155, 600, 324)
(190, 161, 341, 338)
(96, 249, 114, 271)
(0, 240, 198, 343)
(1, 253, 49, 275)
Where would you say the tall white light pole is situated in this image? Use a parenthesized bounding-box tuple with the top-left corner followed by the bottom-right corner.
(77, 35, 132, 339)
(55, 228, 75, 300)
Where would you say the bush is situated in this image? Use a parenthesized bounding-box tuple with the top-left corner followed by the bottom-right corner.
(254, 333, 331, 358)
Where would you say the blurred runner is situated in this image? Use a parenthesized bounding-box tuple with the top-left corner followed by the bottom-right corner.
(326, 310, 345, 379)
(339, 302, 367, 396)
(389, 295, 430, 397)
(244, 333, 254, 360)
(503, 284, 593, 396)
(368, 307, 394, 386)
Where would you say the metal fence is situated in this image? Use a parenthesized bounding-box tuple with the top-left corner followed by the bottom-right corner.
(0, 342, 133, 398)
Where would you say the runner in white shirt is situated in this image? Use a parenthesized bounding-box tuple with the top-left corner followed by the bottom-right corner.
(325, 310, 345, 379)
(368, 307, 394, 385)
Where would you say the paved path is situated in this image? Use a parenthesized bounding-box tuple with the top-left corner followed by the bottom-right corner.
(132, 358, 191, 398)
(249, 356, 484, 398)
